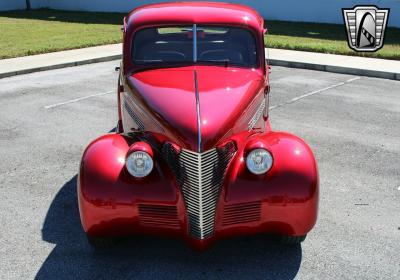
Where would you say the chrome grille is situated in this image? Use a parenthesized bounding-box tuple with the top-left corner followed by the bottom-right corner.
(222, 201, 261, 226)
(138, 204, 180, 229)
(163, 142, 236, 239)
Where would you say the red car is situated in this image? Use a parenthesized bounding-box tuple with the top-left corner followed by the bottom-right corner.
(78, 2, 319, 250)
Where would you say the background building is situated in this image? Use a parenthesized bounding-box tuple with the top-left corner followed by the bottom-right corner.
(1, 0, 399, 27)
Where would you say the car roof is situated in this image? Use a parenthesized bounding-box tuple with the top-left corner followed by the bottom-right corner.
(126, 2, 264, 31)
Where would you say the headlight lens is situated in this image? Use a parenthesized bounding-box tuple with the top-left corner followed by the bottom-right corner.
(246, 149, 273, 175)
(126, 151, 153, 178)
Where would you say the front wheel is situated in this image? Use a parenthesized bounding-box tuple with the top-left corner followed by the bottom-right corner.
(280, 234, 307, 245)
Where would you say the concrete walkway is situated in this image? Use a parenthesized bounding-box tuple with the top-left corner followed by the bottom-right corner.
(267, 49, 400, 80)
(0, 43, 399, 80)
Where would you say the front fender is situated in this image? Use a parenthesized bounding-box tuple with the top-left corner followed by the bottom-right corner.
(77, 134, 179, 235)
(223, 131, 319, 235)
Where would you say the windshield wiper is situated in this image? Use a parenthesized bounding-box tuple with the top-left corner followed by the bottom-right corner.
(197, 59, 230, 67)
(135, 59, 163, 63)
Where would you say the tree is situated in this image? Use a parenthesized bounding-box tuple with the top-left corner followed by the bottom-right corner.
(26, 0, 31, 10)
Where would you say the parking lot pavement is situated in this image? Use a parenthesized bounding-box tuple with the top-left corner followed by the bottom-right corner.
(0, 61, 399, 279)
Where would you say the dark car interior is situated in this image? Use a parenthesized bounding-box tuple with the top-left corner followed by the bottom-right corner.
(132, 26, 258, 67)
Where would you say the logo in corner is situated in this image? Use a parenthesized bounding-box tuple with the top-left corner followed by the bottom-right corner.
(342, 5, 390, 52)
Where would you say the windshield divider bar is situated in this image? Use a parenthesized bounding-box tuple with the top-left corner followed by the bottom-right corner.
(193, 24, 197, 62)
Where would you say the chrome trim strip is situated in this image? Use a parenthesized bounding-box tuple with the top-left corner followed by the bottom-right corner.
(123, 99, 145, 131)
(123, 92, 165, 133)
(248, 99, 266, 130)
(194, 70, 202, 152)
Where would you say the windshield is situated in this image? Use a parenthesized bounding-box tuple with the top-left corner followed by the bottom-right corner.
(132, 25, 258, 68)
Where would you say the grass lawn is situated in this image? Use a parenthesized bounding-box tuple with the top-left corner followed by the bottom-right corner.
(0, 9, 123, 59)
(265, 20, 400, 60)
(0, 9, 399, 60)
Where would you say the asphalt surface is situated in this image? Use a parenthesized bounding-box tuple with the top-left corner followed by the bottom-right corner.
(0, 61, 399, 279)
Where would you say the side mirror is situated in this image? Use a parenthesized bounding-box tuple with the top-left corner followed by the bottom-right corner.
(266, 65, 271, 74)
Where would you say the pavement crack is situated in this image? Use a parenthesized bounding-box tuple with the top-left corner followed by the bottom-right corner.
(269, 76, 361, 111)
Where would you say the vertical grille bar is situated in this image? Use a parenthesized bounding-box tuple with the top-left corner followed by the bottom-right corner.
(163, 141, 236, 239)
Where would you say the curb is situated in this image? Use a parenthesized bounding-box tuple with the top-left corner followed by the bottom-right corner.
(1, 52, 399, 81)
(0, 54, 122, 79)
(269, 59, 400, 81)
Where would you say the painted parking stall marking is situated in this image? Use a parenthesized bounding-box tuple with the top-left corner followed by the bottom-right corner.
(44, 90, 114, 109)
(269, 76, 360, 110)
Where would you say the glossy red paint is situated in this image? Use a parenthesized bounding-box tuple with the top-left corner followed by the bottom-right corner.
(122, 2, 266, 75)
(78, 131, 318, 249)
(78, 2, 319, 250)
(127, 141, 154, 158)
(124, 66, 265, 151)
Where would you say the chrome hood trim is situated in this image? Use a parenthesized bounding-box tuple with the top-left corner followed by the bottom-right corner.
(194, 70, 202, 153)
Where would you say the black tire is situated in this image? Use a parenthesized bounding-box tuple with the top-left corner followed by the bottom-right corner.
(87, 236, 116, 250)
(280, 234, 307, 245)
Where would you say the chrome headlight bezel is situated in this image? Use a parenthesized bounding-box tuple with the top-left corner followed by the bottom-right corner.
(246, 148, 273, 175)
(126, 151, 154, 178)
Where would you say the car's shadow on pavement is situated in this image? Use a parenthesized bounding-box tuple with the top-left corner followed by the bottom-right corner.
(37, 175, 302, 279)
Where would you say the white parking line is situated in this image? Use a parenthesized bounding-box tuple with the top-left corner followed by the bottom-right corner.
(44, 76, 360, 110)
(44, 90, 114, 109)
(269, 76, 361, 110)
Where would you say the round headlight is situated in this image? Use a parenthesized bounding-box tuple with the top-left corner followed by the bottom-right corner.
(246, 149, 273, 175)
(126, 151, 153, 178)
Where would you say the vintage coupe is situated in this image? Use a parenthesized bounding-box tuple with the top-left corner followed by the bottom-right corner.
(78, 2, 319, 250)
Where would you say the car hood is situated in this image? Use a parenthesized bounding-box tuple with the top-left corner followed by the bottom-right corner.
(128, 66, 264, 151)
